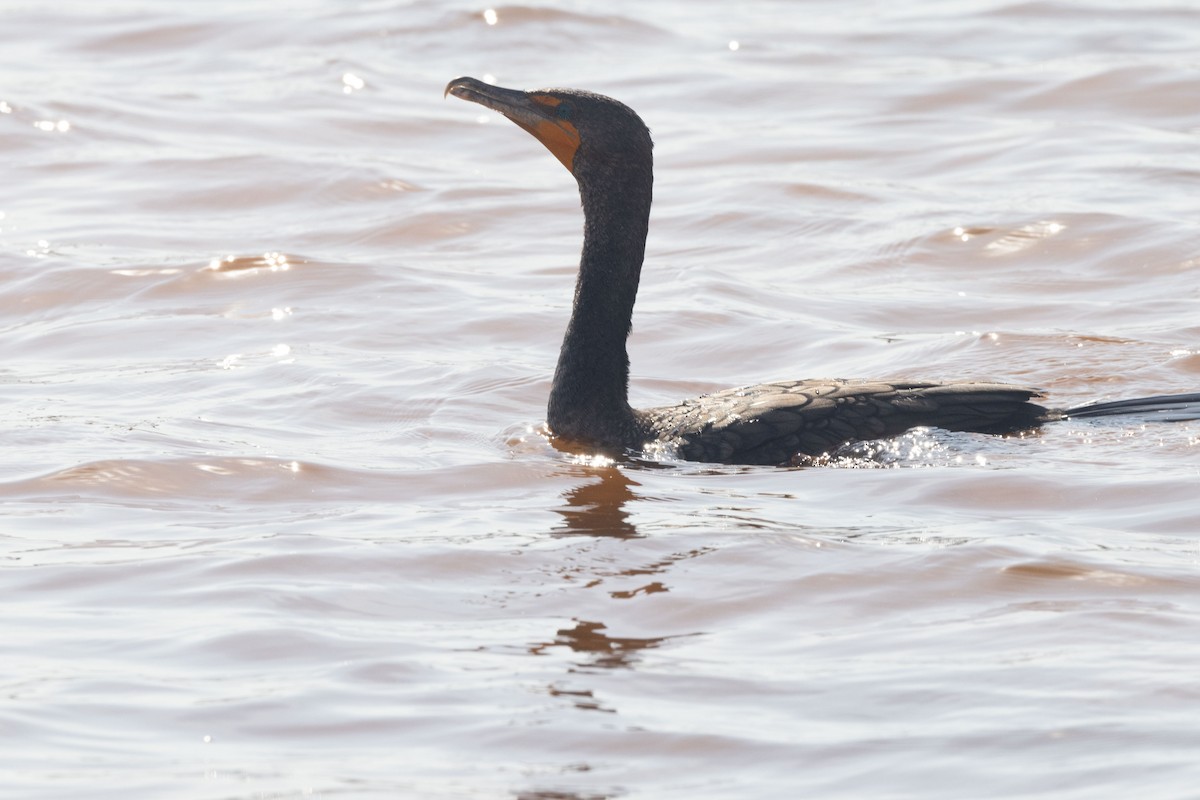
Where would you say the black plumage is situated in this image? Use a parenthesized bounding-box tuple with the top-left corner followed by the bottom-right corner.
(445, 76, 1200, 465)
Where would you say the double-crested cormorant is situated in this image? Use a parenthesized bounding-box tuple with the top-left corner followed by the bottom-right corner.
(445, 76, 1200, 465)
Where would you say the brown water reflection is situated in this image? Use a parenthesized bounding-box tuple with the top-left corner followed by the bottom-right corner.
(530, 618, 688, 672)
(516, 790, 614, 800)
(554, 467, 641, 538)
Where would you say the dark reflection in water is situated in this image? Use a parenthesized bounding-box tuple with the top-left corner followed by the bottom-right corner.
(516, 790, 614, 800)
(554, 467, 640, 538)
(530, 618, 689, 671)
(548, 684, 616, 714)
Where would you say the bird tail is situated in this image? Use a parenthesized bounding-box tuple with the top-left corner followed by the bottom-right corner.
(1062, 392, 1200, 422)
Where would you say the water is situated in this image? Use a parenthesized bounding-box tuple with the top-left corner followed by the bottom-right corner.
(3, 1, 1199, 797)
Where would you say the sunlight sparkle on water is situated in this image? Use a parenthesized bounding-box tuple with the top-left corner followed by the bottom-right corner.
(113, 267, 182, 276)
(483, 8, 498, 25)
(571, 452, 616, 468)
(263, 252, 290, 271)
(986, 220, 1067, 254)
(34, 119, 70, 132)
(342, 73, 365, 93)
(728, 40, 740, 51)
(203, 252, 290, 277)
(206, 255, 237, 271)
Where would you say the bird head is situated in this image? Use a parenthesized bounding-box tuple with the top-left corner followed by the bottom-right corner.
(445, 76, 652, 187)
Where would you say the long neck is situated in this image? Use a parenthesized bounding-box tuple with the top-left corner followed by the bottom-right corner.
(547, 167, 652, 447)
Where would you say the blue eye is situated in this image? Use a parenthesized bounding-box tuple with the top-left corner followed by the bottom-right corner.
(556, 103, 572, 120)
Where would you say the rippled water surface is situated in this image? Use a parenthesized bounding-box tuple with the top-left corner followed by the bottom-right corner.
(3, 1, 1200, 798)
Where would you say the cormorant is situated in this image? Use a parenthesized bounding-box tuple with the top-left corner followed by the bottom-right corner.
(445, 76, 1200, 466)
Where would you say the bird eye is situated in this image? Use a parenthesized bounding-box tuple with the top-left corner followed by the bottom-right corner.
(556, 103, 572, 120)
